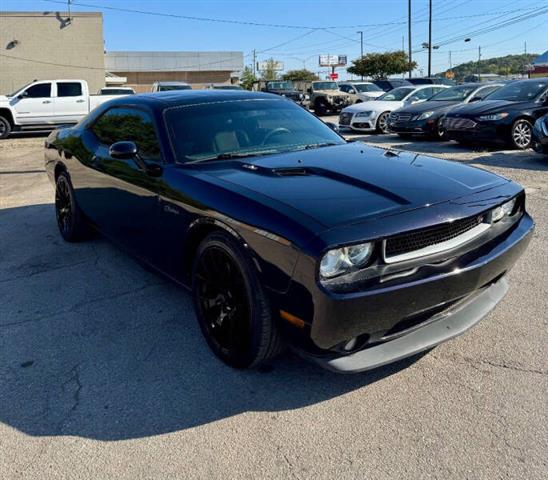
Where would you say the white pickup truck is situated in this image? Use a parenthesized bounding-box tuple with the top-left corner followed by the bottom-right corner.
(0, 79, 130, 139)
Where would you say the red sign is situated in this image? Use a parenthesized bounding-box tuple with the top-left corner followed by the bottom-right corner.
(329, 73, 339, 80)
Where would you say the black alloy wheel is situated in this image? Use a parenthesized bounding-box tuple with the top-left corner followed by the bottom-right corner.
(511, 119, 533, 150)
(376, 112, 390, 134)
(55, 172, 90, 242)
(192, 231, 283, 369)
(436, 118, 446, 140)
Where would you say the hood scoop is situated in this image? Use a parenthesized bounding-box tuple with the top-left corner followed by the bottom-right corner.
(272, 167, 310, 176)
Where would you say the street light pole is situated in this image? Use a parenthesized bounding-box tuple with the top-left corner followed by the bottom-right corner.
(477, 45, 482, 82)
(428, 0, 432, 77)
(408, 0, 412, 79)
(357, 30, 364, 80)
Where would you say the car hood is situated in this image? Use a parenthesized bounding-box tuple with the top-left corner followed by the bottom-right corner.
(314, 90, 350, 96)
(357, 91, 384, 99)
(447, 99, 536, 116)
(344, 100, 404, 113)
(396, 100, 460, 114)
(200, 143, 507, 231)
(0, 95, 9, 104)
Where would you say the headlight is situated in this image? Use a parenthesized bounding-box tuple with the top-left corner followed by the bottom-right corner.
(355, 111, 373, 118)
(299, 93, 304, 100)
(418, 111, 435, 120)
(304, 94, 310, 101)
(491, 198, 517, 222)
(477, 112, 509, 121)
(320, 242, 374, 279)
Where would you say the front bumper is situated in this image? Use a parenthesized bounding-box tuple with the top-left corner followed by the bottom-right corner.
(287, 211, 533, 372)
(339, 112, 379, 132)
(444, 120, 509, 145)
(532, 120, 548, 153)
(388, 117, 438, 136)
(299, 276, 508, 373)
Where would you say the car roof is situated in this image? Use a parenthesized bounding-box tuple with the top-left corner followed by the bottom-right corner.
(105, 90, 282, 110)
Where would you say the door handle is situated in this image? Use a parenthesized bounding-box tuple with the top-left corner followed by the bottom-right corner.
(42, 100, 52, 104)
(76, 99, 85, 103)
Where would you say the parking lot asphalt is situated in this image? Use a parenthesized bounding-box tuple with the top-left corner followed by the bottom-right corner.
(1, 132, 547, 480)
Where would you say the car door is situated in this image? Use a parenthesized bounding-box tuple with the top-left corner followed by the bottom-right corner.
(82, 106, 165, 257)
(54, 81, 88, 123)
(10, 82, 54, 124)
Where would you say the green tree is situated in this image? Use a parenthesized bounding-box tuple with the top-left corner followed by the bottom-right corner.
(240, 66, 257, 90)
(347, 51, 416, 80)
(282, 69, 319, 81)
(260, 58, 280, 81)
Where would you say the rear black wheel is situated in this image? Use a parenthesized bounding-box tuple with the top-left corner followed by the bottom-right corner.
(192, 231, 283, 369)
(435, 118, 446, 140)
(314, 99, 328, 116)
(55, 172, 91, 242)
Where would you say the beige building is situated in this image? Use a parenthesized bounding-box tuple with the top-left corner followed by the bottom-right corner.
(105, 51, 244, 92)
(0, 11, 105, 94)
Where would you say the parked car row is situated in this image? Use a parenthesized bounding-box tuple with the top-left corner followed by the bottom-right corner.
(338, 78, 548, 153)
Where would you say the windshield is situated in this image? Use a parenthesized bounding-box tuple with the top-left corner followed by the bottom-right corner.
(355, 83, 382, 93)
(213, 85, 243, 90)
(429, 85, 476, 101)
(8, 82, 33, 97)
(267, 81, 293, 90)
(158, 85, 192, 91)
(165, 98, 345, 163)
(486, 81, 547, 102)
(378, 87, 415, 101)
(313, 82, 338, 90)
(99, 88, 134, 95)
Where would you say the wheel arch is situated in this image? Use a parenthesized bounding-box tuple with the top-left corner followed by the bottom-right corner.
(0, 108, 14, 126)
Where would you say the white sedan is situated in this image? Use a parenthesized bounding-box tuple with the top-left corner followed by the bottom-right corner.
(339, 84, 449, 133)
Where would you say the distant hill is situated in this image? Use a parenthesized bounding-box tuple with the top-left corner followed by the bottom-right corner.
(436, 54, 538, 81)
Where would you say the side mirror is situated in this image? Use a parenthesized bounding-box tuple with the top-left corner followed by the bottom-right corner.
(17, 91, 29, 99)
(307, 88, 312, 94)
(325, 122, 339, 132)
(109, 141, 138, 159)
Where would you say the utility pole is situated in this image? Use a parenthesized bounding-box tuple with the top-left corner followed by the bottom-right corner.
(428, 0, 432, 77)
(477, 46, 481, 82)
(408, 0, 412, 79)
(252, 49, 256, 76)
(449, 50, 452, 70)
(357, 31, 364, 80)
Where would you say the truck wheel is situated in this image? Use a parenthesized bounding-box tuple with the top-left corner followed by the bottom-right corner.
(55, 172, 92, 242)
(192, 231, 284, 369)
(315, 99, 328, 116)
(376, 112, 390, 133)
(510, 119, 533, 150)
(0, 116, 11, 139)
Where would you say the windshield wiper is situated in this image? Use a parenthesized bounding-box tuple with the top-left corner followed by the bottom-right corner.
(302, 142, 339, 150)
(188, 150, 278, 164)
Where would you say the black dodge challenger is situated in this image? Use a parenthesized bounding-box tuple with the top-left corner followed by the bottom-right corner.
(45, 90, 534, 373)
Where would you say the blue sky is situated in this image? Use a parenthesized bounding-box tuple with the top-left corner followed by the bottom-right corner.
(3, 0, 548, 78)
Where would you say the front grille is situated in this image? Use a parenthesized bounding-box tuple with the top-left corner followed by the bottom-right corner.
(339, 112, 352, 126)
(390, 113, 413, 122)
(444, 117, 477, 130)
(385, 214, 485, 259)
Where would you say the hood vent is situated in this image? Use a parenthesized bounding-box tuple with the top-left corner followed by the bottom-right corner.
(272, 167, 310, 176)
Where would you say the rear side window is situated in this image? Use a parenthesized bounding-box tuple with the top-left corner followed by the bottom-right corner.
(475, 86, 500, 100)
(57, 82, 83, 97)
(92, 107, 161, 161)
(24, 83, 51, 98)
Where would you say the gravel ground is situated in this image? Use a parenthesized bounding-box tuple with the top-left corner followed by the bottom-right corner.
(1, 132, 547, 480)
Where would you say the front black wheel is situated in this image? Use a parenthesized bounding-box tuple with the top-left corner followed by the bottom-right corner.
(510, 119, 533, 150)
(192, 231, 283, 369)
(0, 116, 11, 139)
(55, 172, 91, 242)
(314, 99, 328, 116)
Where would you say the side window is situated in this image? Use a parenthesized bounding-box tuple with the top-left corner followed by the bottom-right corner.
(339, 85, 349, 93)
(431, 87, 445, 96)
(92, 107, 161, 161)
(23, 83, 51, 98)
(410, 88, 431, 101)
(58, 82, 83, 97)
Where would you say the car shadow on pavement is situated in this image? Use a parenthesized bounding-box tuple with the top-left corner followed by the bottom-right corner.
(0, 203, 424, 441)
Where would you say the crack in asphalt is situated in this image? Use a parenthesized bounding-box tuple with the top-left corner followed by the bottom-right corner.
(0, 258, 96, 284)
(0, 281, 167, 329)
(432, 352, 547, 376)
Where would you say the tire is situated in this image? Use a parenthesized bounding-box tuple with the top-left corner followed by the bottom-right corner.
(0, 116, 11, 139)
(376, 111, 390, 133)
(434, 118, 446, 140)
(314, 99, 328, 116)
(55, 172, 91, 242)
(510, 119, 533, 150)
(192, 231, 284, 369)
(532, 141, 548, 154)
